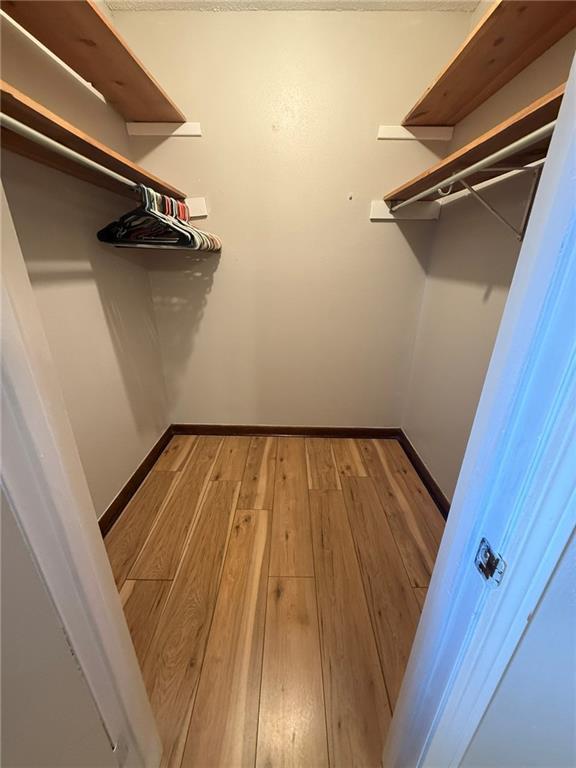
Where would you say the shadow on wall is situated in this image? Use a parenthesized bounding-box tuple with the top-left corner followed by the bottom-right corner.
(1, 151, 175, 439)
(89, 250, 170, 434)
(424, 171, 534, 293)
(402, 171, 533, 499)
(392, 221, 435, 276)
(145, 251, 220, 410)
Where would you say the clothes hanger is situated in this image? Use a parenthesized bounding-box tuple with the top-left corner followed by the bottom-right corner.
(97, 210, 190, 248)
(153, 189, 222, 251)
(97, 185, 222, 250)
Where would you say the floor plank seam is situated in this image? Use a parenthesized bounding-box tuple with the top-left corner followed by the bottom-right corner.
(176, 435, 202, 475)
(253, 437, 278, 768)
(308, 486, 334, 768)
(265, 574, 315, 579)
(375, 440, 434, 591)
(178, 481, 243, 768)
(329, 442, 343, 490)
(124, 464, 189, 582)
(362, 439, 432, 589)
(339, 476, 395, 717)
(236, 436, 253, 491)
(165, 438, 226, 588)
(397, 439, 445, 549)
(251, 437, 279, 768)
(135, 440, 229, 691)
(252, 585, 269, 768)
(177, 439, 253, 767)
(106, 471, 181, 592)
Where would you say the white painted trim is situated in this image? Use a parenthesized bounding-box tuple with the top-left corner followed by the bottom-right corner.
(385, 58, 576, 768)
(1, 184, 162, 768)
(186, 196, 208, 218)
(127, 122, 201, 137)
(370, 199, 440, 221)
(377, 125, 453, 141)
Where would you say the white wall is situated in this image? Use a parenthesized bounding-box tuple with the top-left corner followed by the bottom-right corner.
(402, 174, 529, 499)
(111, 9, 470, 427)
(403, 36, 575, 500)
(1, 17, 169, 517)
(462, 532, 576, 768)
(467, 0, 494, 34)
(2, 153, 169, 516)
(1, 490, 115, 767)
(4, 5, 572, 510)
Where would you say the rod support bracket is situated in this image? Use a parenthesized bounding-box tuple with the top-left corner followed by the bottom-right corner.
(459, 165, 542, 242)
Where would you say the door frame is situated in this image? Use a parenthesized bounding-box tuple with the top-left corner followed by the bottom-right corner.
(2, 62, 574, 768)
(1, 183, 162, 768)
(384, 59, 576, 767)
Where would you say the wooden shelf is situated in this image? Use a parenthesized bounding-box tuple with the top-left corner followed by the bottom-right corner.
(403, 0, 576, 127)
(1, 0, 186, 123)
(385, 85, 564, 204)
(1, 81, 187, 199)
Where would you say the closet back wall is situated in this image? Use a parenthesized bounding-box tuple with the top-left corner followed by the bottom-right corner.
(112, 9, 470, 427)
(1, 16, 169, 517)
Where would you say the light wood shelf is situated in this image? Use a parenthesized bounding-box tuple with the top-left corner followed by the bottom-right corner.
(1, 81, 187, 199)
(403, 0, 576, 127)
(385, 84, 564, 204)
(1, 0, 186, 123)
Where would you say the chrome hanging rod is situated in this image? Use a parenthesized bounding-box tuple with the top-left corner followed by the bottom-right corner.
(0, 112, 138, 190)
(388, 120, 556, 213)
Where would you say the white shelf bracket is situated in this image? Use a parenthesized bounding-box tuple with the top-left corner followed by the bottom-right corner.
(370, 200, 440, 221)
(185, 197, 208, 218)
(127, 122, 202, 137)
(377, 125, 453, 141)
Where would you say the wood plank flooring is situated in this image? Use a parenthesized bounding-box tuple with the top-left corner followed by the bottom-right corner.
(256, 577, 328, 768)
(104, 435, 445, 768)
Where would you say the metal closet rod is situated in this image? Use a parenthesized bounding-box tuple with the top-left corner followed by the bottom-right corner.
(0, 112, 139, 191)
(388, 120, 557, 213)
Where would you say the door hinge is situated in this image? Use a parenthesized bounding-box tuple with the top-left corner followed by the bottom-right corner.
(475, 538, 506, 586)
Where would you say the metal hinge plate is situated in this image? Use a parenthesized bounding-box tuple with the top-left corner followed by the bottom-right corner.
(475, 538, 506, 586)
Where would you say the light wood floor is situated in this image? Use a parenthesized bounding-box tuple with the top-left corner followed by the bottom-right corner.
(105, 435, 445, 768)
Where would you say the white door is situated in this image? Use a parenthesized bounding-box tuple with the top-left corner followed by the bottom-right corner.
(384, 57, 576, 768)
(1, 183, 162, 768)
(2, 489, 117, 767)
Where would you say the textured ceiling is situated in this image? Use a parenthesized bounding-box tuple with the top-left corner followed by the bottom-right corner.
(107, 0, 479, 11)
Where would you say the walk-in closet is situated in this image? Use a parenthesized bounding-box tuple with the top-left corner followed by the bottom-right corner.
(2, 2, 575, 767)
